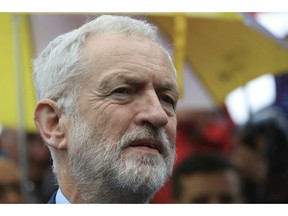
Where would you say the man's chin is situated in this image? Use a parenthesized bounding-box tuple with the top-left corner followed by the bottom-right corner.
(115, 153, 168, 191)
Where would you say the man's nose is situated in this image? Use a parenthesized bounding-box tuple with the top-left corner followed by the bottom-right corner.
(134, 91, 169, 128)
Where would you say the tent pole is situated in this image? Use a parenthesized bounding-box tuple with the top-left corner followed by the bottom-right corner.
(12, 14, 30, 203)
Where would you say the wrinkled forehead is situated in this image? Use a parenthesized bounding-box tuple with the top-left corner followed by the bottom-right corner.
(84, 33, 176, 77)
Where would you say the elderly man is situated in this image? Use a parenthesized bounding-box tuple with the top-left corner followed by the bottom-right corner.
(33, 15, 178, 203)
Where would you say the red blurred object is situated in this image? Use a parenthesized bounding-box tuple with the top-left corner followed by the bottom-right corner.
(150, 108, 235, 203)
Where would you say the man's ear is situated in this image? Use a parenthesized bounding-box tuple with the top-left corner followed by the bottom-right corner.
(34, 99, 68, 151)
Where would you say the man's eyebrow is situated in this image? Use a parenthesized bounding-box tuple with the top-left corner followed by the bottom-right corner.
(99, 72, 179, 100)
(99, 73, 143, 89)
(156, 79, 179, 99)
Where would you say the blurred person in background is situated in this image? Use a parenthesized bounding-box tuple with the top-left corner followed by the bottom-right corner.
(172, 153, 243, 203)
(232, 119, 288, 203)
(26, 132, 57, 203)
(0, 128, 20, 164)
(0, 155, 23, 203)
(232, 116, 288, 203)
(0, 128, 56, 203)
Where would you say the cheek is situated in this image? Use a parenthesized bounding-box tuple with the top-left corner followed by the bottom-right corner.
(91, 104, 136, 140)
(109, 107, 135, 130)
(166, 118, 177, 144)
(82, 100, 112, 126)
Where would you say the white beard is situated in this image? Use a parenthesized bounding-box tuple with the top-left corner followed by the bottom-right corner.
(67, 114, 175, 203)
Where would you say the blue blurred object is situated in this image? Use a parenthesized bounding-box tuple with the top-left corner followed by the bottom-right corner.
(274, 72, 288, 114)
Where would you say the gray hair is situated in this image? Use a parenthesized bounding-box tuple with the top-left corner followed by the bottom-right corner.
(33, 15, 176, 174)
(33, 15, 175, 111)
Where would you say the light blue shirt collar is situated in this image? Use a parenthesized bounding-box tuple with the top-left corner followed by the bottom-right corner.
(56, 188, 71, 204)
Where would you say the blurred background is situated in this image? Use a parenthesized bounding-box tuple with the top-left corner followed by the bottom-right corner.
(1, 12, 288, 203)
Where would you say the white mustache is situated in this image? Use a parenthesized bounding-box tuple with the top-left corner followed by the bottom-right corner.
(119, 126, 171, 155)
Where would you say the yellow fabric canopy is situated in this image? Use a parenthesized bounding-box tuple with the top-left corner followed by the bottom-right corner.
(149, 13, 288, 104)
(0, 13, 36, 132)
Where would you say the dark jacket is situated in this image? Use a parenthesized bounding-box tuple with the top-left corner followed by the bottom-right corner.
(48, 191, 57, 204)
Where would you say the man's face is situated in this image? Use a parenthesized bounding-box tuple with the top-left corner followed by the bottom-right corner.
(66, 34, 178, 201)
(177, 171, 242, 203)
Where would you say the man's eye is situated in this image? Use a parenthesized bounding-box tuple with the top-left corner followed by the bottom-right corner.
(112, 87, 131, 94)
(160, 95, 175, 108)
